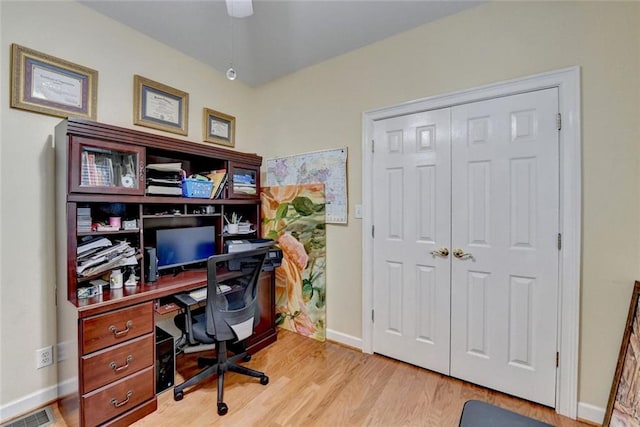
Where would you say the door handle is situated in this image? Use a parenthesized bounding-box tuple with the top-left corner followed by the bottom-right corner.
(453, 249, 473, 259)
(430, 248, 449, 257)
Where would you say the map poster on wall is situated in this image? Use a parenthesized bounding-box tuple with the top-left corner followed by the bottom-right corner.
(266, 148, 348, 224)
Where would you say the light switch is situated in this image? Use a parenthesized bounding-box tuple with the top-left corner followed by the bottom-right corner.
(355, 204, 363, 219)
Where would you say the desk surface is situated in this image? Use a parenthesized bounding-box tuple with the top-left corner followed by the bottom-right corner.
(73, 269, 215, 318)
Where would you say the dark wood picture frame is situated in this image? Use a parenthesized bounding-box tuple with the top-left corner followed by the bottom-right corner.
(133, 75, 188, 136)
(10, 43, 98, 120)
(203, 107, 235, 147)
(604, 280, 640, 426)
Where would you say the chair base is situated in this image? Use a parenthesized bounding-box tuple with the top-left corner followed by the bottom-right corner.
(173, 340, 269, 415)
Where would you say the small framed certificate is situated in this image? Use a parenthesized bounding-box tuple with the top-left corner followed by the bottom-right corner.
(203, 108, 235, 147)
(10, 44, 98, 120)
(133, 75, 188, 136)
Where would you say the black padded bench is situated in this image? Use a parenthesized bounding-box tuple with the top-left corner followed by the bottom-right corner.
(459, 400, 554, 427)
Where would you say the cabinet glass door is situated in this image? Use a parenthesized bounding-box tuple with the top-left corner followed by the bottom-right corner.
(70, 137, 145, 195)
(228, 162, 259, 199)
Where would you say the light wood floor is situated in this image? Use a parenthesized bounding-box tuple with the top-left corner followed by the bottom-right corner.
(51, 329, 595, 426)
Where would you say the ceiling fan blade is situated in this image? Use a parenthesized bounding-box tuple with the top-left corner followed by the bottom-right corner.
(226, 0, 253, 18)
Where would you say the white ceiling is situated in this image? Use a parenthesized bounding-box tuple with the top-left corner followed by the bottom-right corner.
(81, 0, 483, 87)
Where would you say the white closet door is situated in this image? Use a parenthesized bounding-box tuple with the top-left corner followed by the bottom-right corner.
(450, 88, 560, 406)
(371, 108, 452, 375)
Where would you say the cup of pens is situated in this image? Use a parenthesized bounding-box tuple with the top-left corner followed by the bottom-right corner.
(225, 212, 241, 234)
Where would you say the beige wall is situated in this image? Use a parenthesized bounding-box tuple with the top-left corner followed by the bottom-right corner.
(1, 0, 639, 420)
(0, 0, 255, 410)
(251, 0, 640, 411)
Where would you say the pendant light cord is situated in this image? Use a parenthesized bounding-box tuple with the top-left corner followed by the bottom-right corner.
(230, 9, 234, 67)
(226, 1, 238, 80)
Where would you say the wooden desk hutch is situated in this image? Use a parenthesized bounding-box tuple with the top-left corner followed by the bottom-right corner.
(54, 118, 276, 426)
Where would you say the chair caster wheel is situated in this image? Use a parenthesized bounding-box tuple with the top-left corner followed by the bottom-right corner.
(217, 402, 228, 416)
(260, 375, 269, 385)
(174, 390, 184, 401)
(243, 354, 252, 362)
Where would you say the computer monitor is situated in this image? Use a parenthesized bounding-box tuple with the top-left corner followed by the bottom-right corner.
(156, 226, 215, 271)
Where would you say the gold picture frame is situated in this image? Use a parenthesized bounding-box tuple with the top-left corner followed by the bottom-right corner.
(10, 43, 98, 120)
(203, 108, 235, 147)
(604, 280, 640, 426)
(133, 75, 188, 136)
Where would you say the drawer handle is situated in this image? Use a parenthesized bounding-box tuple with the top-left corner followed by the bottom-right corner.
(110, 390, 133, 408)
(109, 355, 133, 372)
(108, 320, 133, 338)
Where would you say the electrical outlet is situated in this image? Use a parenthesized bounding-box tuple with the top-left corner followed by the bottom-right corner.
(36, 346, 53, 369)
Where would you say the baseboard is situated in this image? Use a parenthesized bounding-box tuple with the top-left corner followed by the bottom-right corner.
(0, 384, 57, 424)
(577, 401, 605, 425)
(326, 328, 362, 350)
(57, 377, 77, 399)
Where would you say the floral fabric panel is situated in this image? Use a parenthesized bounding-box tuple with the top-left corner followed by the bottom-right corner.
(261, 184, 326, 342)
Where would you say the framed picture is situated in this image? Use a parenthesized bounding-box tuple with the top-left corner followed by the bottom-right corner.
(133, 75, 188, 135)
(10, 44, 98, 120)
(203, 108, 235, 147)
(604, 281, 640, 426)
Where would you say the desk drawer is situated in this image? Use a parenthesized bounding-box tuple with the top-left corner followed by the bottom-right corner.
(81, 302, 154, 355)
(82, 366, 154, 427)
(81, 334, 154, 394)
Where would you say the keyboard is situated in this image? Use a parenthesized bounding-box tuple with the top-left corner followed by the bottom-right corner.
(187, 284, 232, 302)
(188, 287, 207, 302)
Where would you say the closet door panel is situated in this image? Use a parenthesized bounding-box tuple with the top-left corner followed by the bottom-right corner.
(372, 108, 451, 375)
(450, 88, 560, 406)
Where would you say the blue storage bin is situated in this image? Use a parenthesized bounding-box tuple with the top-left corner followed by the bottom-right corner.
(182, 178, 214, 198)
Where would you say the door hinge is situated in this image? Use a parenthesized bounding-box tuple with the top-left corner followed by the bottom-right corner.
(557, 233, 562, 250)
(556, 352, 559, 367)
(556, 113, 562, 131)
(372, 309, 375, 322)
(371, 139, 375, 153)
(372, 225, 375, 238)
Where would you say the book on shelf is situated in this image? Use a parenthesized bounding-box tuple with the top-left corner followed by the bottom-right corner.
(213, 173, 228, 199)
(231, 172, 255, 195)
(233, 173, 255, 185)
(205, 169, 227, 199)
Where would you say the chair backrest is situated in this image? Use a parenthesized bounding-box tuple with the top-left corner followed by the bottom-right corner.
(204, 248, 269, 342)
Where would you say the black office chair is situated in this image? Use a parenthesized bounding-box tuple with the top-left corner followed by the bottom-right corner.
(172, 248, 270, 415)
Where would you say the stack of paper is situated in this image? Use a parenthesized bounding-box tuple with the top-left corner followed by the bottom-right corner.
(232, 172, 256, 195)
(77, 237, 138, 277)
(77, 207, 92, 232)
(146, 162, 184, 196)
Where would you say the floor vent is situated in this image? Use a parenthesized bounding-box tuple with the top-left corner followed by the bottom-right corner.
(3, 406, 54, 427)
